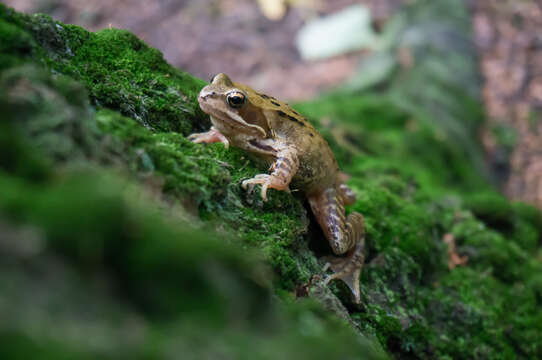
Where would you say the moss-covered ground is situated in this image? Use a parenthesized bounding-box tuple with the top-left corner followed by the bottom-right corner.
(1, 1, 541, 359)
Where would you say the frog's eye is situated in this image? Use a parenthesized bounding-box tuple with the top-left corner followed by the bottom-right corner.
(227, 91, 246, 109)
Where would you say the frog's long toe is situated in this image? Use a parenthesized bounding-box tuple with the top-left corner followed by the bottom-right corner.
(241, 174, 268, 189)
(242, 175, 269, 200)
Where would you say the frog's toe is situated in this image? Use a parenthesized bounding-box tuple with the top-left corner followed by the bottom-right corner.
(260, 183, 269, 202)
(242, 174, 290, 201)
(188, 133, 212, 145)
(242, 174, 268, 188)
(187, 133, 203, 142)
(242, 175, 270, 201)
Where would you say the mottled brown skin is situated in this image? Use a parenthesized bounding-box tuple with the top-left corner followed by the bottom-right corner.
(189, 73, 365, 303)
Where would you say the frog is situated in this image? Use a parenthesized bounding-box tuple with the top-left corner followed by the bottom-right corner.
(189, 73, 366, 303)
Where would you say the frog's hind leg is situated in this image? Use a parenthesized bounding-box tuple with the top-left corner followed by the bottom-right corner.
(308, 188, 366, 303)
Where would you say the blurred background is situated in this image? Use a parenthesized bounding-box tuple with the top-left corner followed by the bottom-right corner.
(3, 0, 404, 100)
(5, 0, 542, 209)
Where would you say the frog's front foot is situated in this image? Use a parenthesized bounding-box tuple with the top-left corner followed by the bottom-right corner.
(242, 174, 290, 201)
(188, 127, 230, 148)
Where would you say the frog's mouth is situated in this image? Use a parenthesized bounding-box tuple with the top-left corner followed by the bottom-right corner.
(199, 101, 266, 138)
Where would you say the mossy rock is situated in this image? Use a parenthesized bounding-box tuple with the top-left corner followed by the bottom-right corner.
(1, 2, 541, 359)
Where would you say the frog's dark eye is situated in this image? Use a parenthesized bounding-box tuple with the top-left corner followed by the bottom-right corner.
(227, 91, 246, 109)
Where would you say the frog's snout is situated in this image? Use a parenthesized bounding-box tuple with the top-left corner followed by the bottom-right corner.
(198, 87, 218, 103)
(198, 87, 220, 114)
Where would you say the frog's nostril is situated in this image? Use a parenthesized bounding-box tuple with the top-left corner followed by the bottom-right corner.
(199, 91, 217, 100)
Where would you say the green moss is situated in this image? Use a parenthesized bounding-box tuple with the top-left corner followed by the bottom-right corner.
(0, 169, 386, 359)
(96, 109, 233, 206)
(294, 94, 487, 194)
(0, 84, 384, 356)
(424, 267, 542, 359)
(463, 192, 540, 253)
(0, 6, 208, 133)
(59, 27, 206, 133)
(0, 19, 35, 70)
(0, 332, 97, 360)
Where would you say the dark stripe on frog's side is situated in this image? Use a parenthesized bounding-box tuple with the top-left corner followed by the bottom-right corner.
(270, 100, 281, 107)
(249, 139, 276, 153)
(276, 110, 306, 127)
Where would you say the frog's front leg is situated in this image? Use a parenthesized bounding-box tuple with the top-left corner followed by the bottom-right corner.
(242, 148, 299, 201)
(308, 187, 365, 303)
(188, 126, 230, 148)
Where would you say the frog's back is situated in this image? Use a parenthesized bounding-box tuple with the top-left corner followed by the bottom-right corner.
(260, 101, 338, 194)
(234, 82, 339, 194)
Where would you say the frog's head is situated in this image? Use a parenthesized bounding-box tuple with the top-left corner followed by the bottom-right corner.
(198, 73, 270, 138)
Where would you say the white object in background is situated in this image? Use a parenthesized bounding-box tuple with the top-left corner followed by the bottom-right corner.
(295, 4, 377, 61)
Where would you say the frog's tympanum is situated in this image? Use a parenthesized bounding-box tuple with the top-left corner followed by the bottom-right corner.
(189, 73, 366, 303)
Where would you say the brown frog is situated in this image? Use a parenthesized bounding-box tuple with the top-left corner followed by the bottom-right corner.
(189, 73, 366, 303)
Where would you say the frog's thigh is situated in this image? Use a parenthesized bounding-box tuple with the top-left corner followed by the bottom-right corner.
(308, 188, 362, 255)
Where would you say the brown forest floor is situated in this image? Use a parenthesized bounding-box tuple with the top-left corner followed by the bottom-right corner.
(3, 0, 404, 100)
(6, 0, 542, 209)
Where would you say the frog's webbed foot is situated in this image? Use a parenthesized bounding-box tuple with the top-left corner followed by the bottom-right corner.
(242, 174, 290, 202)
(188, 127, 229, 148)
(322, 248, 363, 303)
